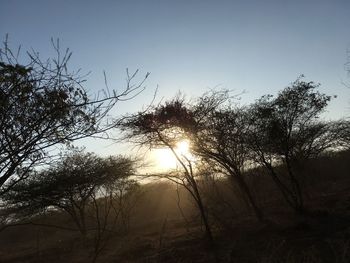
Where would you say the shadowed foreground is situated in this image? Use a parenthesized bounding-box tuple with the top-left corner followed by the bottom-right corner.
(0, 151, 349, 263)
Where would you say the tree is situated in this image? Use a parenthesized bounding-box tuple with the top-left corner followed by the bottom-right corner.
(119, 97, 214, 243)
(1, 150, 136, 237)
(137, 91, 264, 222)
(245, 77, 338, 214)
(0, 38, 149, 194)
(336, 120, 350, 148)
(188, 91, 264, 221)
(89, 175, 141, 263)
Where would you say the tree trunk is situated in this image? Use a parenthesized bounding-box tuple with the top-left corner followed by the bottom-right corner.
(195, 191, 214, 244)
(285, 158, 305, 214)
(189, 176, 214, 244)
(265, 161, 305, 215)
(231, 171, 264, 222)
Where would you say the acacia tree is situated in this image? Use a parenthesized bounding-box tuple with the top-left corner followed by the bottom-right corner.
(136, 91, 263, 221)
(1, 150, 136, 237)
(186, 91, 264, 221)
(119, 98, 214, 243)
(0, 38, 149, 194)
(245, 78, 341, 214)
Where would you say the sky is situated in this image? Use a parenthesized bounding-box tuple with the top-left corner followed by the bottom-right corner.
(1, 0, 350, 158)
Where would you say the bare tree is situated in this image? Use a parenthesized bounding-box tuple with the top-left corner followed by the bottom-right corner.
(118, 98, 214, 243)
(0, 37, 149, 194)
(88, 178, 142, 263)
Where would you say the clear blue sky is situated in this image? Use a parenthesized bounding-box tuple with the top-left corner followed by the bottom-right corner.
(1, 0, 350, 155)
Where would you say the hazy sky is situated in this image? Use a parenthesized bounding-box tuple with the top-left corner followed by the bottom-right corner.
(1, 0, 350, 156)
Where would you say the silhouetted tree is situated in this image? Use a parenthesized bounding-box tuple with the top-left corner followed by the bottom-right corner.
(246, 77, 338, 214)
(136, 91, 263, 221)
(1, 150, 136, 237)
(119, 98, 214, 243)
(187, 91, 264, 221)
(89, 177, 141, 263)
(110, 177, 142, 232)
(0, 38, 149, 194)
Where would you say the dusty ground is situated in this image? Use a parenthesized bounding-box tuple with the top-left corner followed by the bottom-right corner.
(0, 151, 350, 262)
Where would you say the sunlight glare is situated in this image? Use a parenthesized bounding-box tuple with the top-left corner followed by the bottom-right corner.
(176, 140, 190, 156)
(152, 139, 193, 171)
(154, 148, 177, 170)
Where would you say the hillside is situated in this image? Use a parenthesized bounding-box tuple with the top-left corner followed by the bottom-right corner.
(0, 150, 349, 262)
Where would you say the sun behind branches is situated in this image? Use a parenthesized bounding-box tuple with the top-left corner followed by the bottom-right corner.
(153, 139, 193, 171)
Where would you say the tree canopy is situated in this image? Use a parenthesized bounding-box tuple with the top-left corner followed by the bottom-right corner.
(1, 150, 136, 235)
(0, 39, 149, 193)
(245, 78, 344, 213)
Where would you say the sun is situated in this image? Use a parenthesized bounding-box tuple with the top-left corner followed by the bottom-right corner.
(175, 140, 190, 156)
(152, 139, 193, 171)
